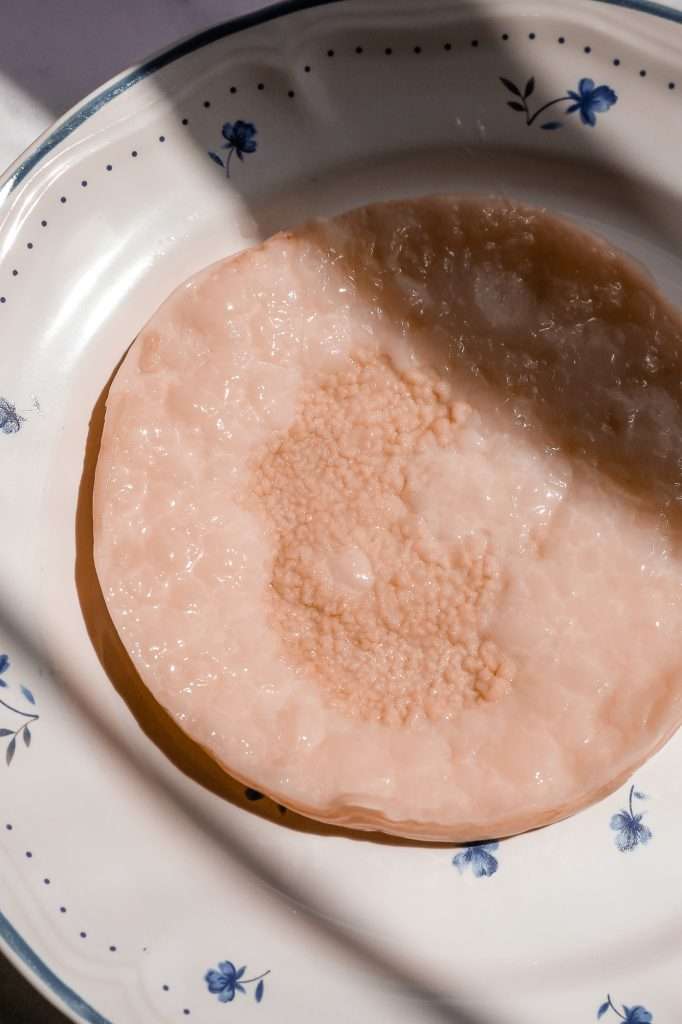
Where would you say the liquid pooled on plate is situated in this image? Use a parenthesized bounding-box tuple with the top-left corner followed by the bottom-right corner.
(93, 197, 682, 840)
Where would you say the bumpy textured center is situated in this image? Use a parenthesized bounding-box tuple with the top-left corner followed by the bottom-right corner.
(251, 352, 514, 724)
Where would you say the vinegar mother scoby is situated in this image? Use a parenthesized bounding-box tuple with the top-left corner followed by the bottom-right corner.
(93, 197, 682, 841)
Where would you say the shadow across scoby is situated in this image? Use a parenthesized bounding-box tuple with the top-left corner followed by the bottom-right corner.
(166, 2, 682, 536)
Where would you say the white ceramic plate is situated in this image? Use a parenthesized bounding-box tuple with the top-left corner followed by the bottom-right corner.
(2, 1, 682, 1021)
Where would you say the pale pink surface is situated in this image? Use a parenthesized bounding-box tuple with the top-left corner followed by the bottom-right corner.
(93, 198, 682, 840)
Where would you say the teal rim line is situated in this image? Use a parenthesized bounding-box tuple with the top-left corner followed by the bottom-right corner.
(2, 0, 681, 1021)
(0, 910, 112, 1024)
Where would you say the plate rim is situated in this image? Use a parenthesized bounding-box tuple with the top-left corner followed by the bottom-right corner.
(2, 0, 682, 199)
(2, 0, 682, 1021)
(0, 0, 340, 199)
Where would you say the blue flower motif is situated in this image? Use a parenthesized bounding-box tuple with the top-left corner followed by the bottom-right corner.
(597, 994, 653, 1022)
(452, 842, 499, 878)
(623, 1010, 653, 1024)
(567, 78, 618, 126)
(610, 785, 652, 852)
(222, 120, 257, 157)
(209, 120, 258, 177)
(0, 398, 24, 435)
(205, 961, 244, 1003)
(501, 74, 617, 130)
(204, 959, 270, 1004)
(0, 656, 39, 766)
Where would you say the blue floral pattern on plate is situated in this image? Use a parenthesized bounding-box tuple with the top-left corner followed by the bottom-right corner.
(501, 76, 617, 129)
(209, 121, 258, 176)
(205, 960, 270, 1004)
(610, 785, 652, 852)
(0, 655, 39, 766)
(597, 994, 653, 1022)
(452, 842, 499, 877)
(0, 397, 24, 434)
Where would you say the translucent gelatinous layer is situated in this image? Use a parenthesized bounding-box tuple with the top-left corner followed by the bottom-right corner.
(94, 197, 682, 840)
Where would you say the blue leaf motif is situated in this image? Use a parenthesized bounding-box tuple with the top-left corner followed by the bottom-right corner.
(597, 1002, 610, 1018)
(0, 669, 39, 764)
(208, 150, 224, 168)
(255, 979, 264, 1003)
(499, 77, 522, 97)
(541, 121, 563, 130)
